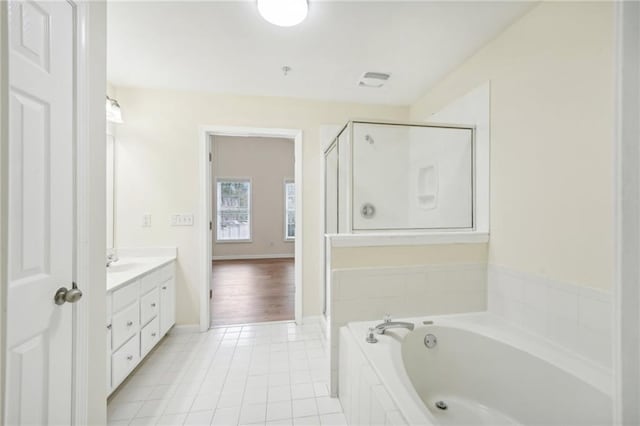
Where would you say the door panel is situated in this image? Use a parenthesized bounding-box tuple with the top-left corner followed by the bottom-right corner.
(6, 0, 75, 424)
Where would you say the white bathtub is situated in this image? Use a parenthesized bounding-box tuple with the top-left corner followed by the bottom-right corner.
(338, 312, 612, 425)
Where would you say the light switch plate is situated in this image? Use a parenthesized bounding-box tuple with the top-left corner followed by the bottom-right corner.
(171, 214, 194, 226)
(142, 213, 152, 227)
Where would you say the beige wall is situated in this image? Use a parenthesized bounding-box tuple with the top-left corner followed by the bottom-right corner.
(331, 244, 488, 269)
(410, 2, 615, 290)
(112, 85, 408, 324)
(212, 136, 294, 257)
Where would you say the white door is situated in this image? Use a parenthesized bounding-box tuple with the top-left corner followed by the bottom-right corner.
(6, 0, 76, 424)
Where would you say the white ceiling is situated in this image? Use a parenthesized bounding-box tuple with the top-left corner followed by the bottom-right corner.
(107, 1, 534, 105)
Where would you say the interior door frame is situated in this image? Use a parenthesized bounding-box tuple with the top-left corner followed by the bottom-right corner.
(0, 1, 105, 423)
(613, 1, 640, 424)
(199, 126, 303, 332)
(0, 1, 8, 421)
(73, 1, 105, 424)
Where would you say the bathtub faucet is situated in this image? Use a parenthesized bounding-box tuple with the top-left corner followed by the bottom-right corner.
(373, 315, 415, 335)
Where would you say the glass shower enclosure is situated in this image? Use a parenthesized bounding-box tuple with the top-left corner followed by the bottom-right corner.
(324, 120, 475, 235)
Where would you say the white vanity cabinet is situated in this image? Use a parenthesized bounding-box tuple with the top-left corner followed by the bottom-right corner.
(106, 260, 176, 394)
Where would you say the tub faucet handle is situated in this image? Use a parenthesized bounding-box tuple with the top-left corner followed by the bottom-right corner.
(383, 314, 392, 323)
(366, 327, 378, 344)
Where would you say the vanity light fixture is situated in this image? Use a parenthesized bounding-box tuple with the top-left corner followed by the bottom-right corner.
(257, 0, 308, 27)
(106, 95, 123, 124)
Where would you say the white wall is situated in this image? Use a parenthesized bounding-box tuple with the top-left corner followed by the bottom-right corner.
(212, 135, 294, 258)
(0, 2, 7, 421)
(410, 2, 615, 291)
(111, 85, 408, 324)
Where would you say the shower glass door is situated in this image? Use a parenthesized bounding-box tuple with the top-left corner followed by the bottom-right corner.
(351, 122, 474, 231)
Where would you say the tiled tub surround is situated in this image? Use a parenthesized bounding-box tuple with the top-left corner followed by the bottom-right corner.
(487, 264, 613, 369)
(328, 264, 487, 395)
(107, 320, 347, 426)
(339, 327, 409, 426)
(338, 313, 612, 426)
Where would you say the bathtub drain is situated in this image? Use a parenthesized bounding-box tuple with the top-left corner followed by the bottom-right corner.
(435, 401, 448, 410)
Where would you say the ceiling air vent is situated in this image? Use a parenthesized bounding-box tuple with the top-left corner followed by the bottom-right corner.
(358, 72, 391, 88)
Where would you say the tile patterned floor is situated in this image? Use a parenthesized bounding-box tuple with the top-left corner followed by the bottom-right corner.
(107, 321, 346, 426)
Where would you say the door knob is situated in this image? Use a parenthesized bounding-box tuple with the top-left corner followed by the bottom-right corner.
(54, 282, 83, 305)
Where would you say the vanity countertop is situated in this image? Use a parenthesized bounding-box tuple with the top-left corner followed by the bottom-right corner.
(106, 256, 176, 292)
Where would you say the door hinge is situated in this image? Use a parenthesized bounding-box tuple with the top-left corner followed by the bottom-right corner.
(209, 289, 213, 299)
(209, 152, 212, 162)
(209, 221, 212, 230)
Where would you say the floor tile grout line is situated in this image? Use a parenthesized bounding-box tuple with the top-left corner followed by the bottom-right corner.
(109, 321, 336, 426)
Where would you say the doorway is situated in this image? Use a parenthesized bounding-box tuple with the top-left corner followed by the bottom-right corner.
(199, 126, 303, 331)
(210, 135, 295, 326)
(211, 258, 294, 326)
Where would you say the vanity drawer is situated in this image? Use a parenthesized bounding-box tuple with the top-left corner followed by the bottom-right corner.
(112, 302, 139, 350)
(141, 316, 160, 356)
(112, 334, 140, 388)
(140, 287, 159, 326)
(112, 280, 140, 313)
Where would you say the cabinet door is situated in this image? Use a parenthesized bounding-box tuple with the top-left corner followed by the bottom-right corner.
(112, 302, 140, 351)
(140, 287, 160, 326)
(160, 277, 175, 336)
(140, 316, 160, 356)
(111, 334, 140, 390)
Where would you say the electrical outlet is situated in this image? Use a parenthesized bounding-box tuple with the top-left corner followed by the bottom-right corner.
(171, 214, 194, 226)
(142, 213, 152, 227)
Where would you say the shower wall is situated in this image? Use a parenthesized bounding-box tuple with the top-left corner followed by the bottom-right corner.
(406, 126, 473, 229)
(352, 123, 411, 230)
(326, 121, 474, 234)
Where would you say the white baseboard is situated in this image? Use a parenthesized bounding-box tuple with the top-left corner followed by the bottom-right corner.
(304, 315, 328, 341)
(212, 254, 294, 260)
(302, 315, 323, 325)
(169, 324, 199, 334)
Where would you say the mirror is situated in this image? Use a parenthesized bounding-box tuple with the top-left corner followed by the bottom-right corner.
(106, 132, 116, 251)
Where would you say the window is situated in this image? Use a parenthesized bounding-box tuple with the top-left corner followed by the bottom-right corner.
(216, 179, 251, 241)
(285, 180, 295, 240)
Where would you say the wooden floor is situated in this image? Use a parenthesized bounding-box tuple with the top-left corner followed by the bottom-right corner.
(210, 258, 294, 327)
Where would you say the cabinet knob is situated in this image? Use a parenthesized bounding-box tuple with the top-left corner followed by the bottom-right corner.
(162, 286, 167, 290)
(151, 332, 157, 337)
(127, 355, 133, 361)
(151, 303, 156, 307)
(126, 321, 133, 326)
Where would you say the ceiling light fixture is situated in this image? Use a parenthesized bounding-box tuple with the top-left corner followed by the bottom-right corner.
(106, 96, 123, 124)
(257, 0, 308, 27)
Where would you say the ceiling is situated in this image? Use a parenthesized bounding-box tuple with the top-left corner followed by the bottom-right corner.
(107, 1, 534, 105)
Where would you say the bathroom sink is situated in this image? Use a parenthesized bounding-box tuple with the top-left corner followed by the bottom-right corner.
(106, 261, 142, 273)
